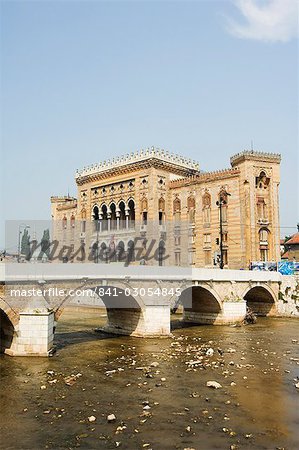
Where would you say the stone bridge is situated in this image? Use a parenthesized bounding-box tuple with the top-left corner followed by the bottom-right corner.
(0, 263, 298, 356)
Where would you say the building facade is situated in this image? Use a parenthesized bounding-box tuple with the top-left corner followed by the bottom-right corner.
(51, 147, 281, 269)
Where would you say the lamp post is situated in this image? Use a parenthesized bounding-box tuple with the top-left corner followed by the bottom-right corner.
(17, 224, 30, 263)
(216, 192, 231, 269)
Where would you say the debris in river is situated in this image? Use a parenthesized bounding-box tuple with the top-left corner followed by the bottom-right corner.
(206, 381, 222, 389)
(64, 373, 82, 386)
(243, 308, 257, 325)
(107, 414, 116, 422)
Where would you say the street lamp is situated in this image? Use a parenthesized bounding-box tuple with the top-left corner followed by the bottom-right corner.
(17, 224, 30, 263)
(216, 192, 231, 269)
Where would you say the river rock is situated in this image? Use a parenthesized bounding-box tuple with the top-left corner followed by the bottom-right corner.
(88, 415, 96, 422)
(107, 413, 116, 422)
(206, 381, 222, 389)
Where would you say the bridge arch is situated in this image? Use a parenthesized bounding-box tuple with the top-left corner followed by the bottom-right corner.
(178, 285, 222, 325)
(243, 284, 276, 316)
(54, 281, 145, 337)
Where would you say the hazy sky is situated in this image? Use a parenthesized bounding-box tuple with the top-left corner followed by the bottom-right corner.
(1, 0, 298, 248)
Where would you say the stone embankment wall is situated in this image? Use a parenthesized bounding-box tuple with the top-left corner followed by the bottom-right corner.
(277, 275, 299, 317)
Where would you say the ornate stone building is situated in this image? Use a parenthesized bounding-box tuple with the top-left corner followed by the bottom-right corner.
(51, 147, 281, 268)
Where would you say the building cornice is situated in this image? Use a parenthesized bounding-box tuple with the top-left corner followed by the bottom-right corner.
(170, 168, 240, 189)
(230, 150, 281, 166)
(75, 147, 200, 185)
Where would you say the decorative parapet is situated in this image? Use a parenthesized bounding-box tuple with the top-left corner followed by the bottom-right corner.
(230, 150, 281, 166)
(170, 168, 240, 189)
(75, 146, 200, 179)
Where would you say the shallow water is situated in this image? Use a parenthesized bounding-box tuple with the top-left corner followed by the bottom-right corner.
(0, 309, 298, 450)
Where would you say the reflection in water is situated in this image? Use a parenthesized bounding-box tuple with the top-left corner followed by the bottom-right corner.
(0, 308, 298, 450)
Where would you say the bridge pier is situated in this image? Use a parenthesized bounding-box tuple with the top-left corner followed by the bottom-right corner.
(102, 303, 171, 337)
(5, 297, 54, 356)
(183, 300, 247, 325)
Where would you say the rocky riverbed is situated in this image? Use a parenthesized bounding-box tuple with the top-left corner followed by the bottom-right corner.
(0, 309, 298, 449)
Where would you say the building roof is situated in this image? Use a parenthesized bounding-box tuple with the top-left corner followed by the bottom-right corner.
(285, 232, 299, 245)
(75, 147, 200, 183)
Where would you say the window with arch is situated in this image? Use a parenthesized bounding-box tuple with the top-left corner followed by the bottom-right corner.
(202, 191, 211, 224)
(259, 228, 269, 243)
(110, 203, 117, 230)
(101, 205, 108, 231)
(256, 171, 270, 189)
(173, 197, 181, 223)
(187, 195, 196, 223)
(141, 197, 148, 225)
(128, 199, 135, 229)
(92, 205, 100, 232)
(119, 201, 126, 230)
(158, 197, 165, 225)
(257, 197, 268, 221)
(259, 228, 269, 261)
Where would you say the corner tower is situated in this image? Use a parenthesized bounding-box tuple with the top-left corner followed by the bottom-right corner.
(230, 151, 281, 265)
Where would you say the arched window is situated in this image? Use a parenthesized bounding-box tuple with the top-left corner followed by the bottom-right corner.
(128, 200, 135, 229)
(257, 197, 268, 221)
(141, 197, 148, 225)
(119, 201, 126, 229)
(110, 203, 117, 230)
(256, 171, 270, 189)
(158, 197, 165, 225)
(259, 228, 269, 262)
(101, 204, 108, 231)
(202, 192, 211, 224)
(187, 195, 196, 223)
(259, 228, 269, 243)
(173, 197, 181, 223)
(92, 206, 100, 232)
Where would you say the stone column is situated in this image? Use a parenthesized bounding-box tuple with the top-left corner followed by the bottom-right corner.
(116, 211, 120, 230)
(8, 296, 55, 356)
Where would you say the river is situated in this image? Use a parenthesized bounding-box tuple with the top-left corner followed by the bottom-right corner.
(0, 308, 298, 450)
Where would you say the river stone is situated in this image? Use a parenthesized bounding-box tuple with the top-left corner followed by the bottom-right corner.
(206, 381, 222, 389)
(107, 414, 116, 422)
